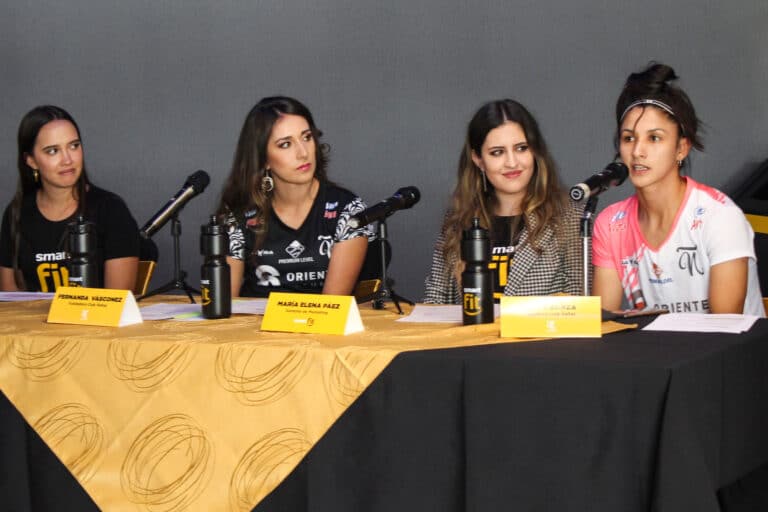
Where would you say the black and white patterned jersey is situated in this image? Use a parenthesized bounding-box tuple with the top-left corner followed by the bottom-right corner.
(226, 181, 375, 297)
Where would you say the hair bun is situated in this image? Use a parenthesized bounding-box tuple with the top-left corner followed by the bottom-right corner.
(625, 62, 679, 95)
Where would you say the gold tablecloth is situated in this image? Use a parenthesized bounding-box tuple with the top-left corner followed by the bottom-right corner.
(0, 297, 631, 511)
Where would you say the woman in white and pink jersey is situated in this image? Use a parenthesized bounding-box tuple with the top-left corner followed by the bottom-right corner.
(592, 63, 764, 316)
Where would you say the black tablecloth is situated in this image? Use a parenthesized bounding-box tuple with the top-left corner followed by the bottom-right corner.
(255, 322, 768, 512)
(2, 322, 768, 511)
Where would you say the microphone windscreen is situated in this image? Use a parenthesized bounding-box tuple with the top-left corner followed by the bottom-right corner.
(185, 170, 211, 193)
(397, 186, 421, 207)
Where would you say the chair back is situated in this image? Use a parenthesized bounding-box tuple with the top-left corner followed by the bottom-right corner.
(134, 260, 156, 297)
(134, 237, 159, 297)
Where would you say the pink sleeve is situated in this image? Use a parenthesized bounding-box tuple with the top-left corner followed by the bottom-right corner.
(592, 208, 616, 269)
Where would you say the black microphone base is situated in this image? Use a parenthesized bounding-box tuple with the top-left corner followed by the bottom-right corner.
(138, 271, 199, 304)
(358, 279, 414, 315)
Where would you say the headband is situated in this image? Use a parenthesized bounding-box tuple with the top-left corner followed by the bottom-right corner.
(620, 99, 686, 135)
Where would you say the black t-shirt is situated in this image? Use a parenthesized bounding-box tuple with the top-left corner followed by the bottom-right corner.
(0, 186, 140, 291)
(489, 215, 523, 300)
(226, 181, 374, 297)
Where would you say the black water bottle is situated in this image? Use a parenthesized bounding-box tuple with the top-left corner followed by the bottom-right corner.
(67, 215, 98, 288)
(461, 217, 494, 324)
(200, 215, 231, 319)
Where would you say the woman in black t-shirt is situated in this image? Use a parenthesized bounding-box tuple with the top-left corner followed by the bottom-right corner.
(0, 105, 139, 292)
(217, 96, 373, 297)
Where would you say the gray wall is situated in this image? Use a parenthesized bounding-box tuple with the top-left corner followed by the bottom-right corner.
(2, 0, 767, 300)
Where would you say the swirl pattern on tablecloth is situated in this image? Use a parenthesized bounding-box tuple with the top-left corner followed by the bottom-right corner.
(121, 414, 213, 512)
(33, 403, 104, 482)
(107, 334, 209, 392)
(328, 348, 384, 408)
(5, 327, 109, 380)
(229, 428, 311, 511)
(215, 342, 310, 405)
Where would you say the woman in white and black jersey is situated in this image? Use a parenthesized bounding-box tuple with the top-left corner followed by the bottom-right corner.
(423, 99, 582, 303)
(217, 96, 374, 298)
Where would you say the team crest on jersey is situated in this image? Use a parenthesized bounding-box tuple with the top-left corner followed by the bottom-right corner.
(610, 210, 627, 232)
(255, 265, 280, 286)
(691, 206, 705, 230)
(285, 240, 305, 258)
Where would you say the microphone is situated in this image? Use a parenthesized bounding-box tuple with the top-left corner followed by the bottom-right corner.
(140, 170, 211, 238)
(569, 162, 629, 202)
(348, 186, 421, 229)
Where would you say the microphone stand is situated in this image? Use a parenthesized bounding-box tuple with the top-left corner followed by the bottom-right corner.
(580, 197, 599, 296)
(359, 219, 414, 314)
(138, 214, 199, 303)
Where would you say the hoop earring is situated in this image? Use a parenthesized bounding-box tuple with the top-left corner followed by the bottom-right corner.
(32, 169, 39, 183)
(261, 169, 274, 193)
(676, 159, 683, 168)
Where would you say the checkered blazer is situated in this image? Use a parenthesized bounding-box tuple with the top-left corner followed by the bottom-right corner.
(423, 200, 585, 303)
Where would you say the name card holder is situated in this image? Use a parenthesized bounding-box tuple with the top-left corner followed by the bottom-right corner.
(47, 286, 143, 327)
(500, 296, 601, 338)
(261, 292, 364, 335)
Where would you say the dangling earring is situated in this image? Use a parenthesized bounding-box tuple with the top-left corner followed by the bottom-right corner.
(480, 169, 488, 192)
(261, 169, 274, 193)
(676, 159, 684, 168)
(32, 168, 39, 183)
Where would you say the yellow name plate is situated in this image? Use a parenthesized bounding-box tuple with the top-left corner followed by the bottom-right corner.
(261, 292, 363, 335)
(47, 286, 143, 327)
(500, 296, 601, 338)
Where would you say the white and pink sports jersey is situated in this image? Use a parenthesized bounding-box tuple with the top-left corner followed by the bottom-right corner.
(593, 177, 765, 316)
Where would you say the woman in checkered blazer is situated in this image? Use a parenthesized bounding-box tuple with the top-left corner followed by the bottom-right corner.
(423, 99, 583, 303)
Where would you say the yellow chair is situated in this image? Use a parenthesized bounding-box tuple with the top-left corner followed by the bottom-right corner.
(133, 260, 156, 297)
(354, 279, 381, 303)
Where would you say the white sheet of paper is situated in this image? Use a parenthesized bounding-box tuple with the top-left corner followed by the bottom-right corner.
(643, 313, 759, 333)
(139, 303, 200, 320)
(397, 304, 500, 323)
(0, 292, 55, 302)
(139, 299, 267, 320)
(232, 299, 267, 315)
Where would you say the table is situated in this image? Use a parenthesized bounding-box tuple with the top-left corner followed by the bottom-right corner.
(1, 299, 767, 511)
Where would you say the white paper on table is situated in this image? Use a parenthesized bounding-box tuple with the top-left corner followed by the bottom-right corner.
(0, 291, 55, 302)
(139, 303, 201, 320)
(232, 298, 267, 315)
(643, 313, 759, 333)
(397, 304, 500, 323)
(139, 299, 267, 320)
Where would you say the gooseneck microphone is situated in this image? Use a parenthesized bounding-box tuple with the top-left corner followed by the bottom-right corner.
(140, 170, 211, 238)
(348, 186, 421, 229)
(569, 162, 629, 202)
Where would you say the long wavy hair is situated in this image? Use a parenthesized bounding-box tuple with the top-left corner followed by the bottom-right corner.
(217, 96, 329, 249)
(442, 99, 568, 269)
(8, 105, 91, 286)
(615, 62, 704, 171)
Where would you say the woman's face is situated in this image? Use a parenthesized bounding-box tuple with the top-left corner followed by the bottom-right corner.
(619, 106, 690, 190)
(471, 121, 535, 208)
(264, 114, 316, 188)
(26, 120, 83, 190)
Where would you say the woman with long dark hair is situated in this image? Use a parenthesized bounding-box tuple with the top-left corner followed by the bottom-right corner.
(592, 63, 764, 315)
(217, 96, 373, 297)
(423, 99, 582, 303)
(0, 105, 139, 292)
